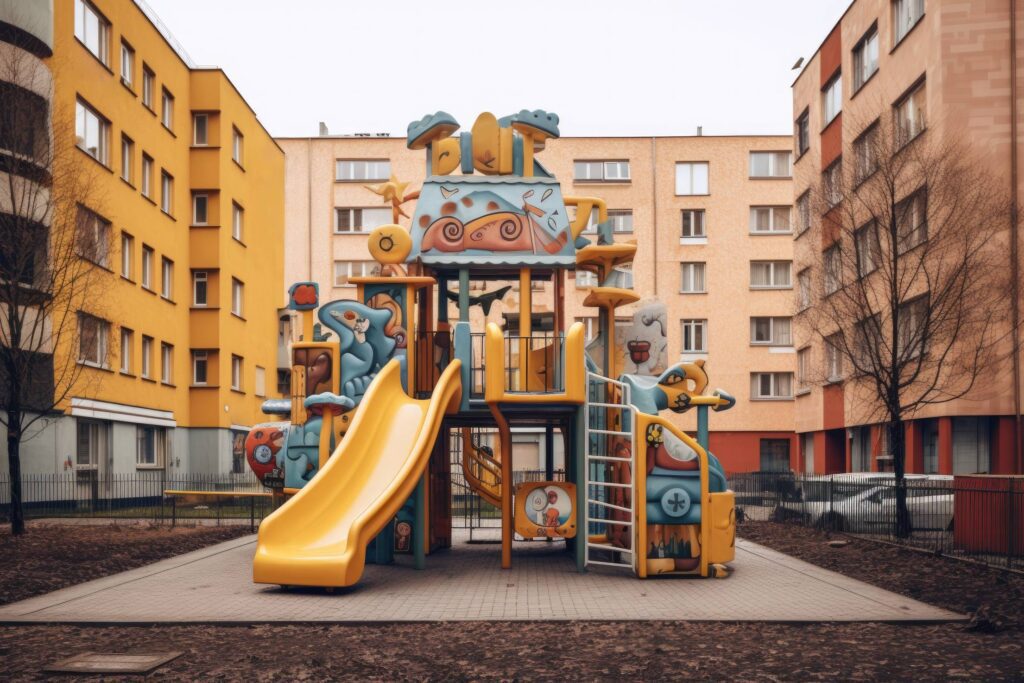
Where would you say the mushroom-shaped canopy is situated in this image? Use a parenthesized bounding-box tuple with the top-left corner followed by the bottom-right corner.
(303, 392, 354, 416)
(260, 398, 292, 417)
(507, 109, 560, 150)
(407, 111, 460, 150)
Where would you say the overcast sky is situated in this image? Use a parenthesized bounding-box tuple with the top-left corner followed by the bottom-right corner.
(144, 0, 850, 138)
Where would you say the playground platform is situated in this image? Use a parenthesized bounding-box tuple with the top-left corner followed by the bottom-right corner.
(0, 530, 961, 624)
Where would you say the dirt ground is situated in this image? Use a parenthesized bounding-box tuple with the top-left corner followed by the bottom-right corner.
(0, 523, 251, 605)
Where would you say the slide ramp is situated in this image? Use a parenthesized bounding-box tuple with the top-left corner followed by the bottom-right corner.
(253, 359, 461, 588)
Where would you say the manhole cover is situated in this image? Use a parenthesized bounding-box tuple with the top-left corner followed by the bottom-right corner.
(44, 652, 183, 674)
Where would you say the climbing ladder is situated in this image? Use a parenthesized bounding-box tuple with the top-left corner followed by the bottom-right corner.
(584, 372, 637, 573)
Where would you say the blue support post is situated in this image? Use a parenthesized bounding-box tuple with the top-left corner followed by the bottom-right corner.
(697, 405, 709, 451)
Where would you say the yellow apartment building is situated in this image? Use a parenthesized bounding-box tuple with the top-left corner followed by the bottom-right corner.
(2, 0, 284, 479)
(278, 130, 797, 473)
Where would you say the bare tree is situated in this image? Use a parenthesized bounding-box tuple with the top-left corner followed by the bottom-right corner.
(1, 36, 107, 534)
(798, 113, 1013, 537)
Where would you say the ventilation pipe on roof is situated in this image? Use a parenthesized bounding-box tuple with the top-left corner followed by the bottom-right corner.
(318, 121, 329, 136)
(697, 126, 703, 136)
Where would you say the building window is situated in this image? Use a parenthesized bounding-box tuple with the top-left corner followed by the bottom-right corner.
(232, 202, 244, 241)
(232, 127, 244, 165)
(681, 319, 707, 353)
(760, 439, 791, 472)
(749, 206, 792, 234)
(824, 244, 842, 294)
(75, 99, 109, 164)
(76, 206, 111, 268)
(120, 135, 133, 183)
(161, 88, 174, 130)
(335, 159, 390, 181)
(141, 153, 153, 198)
(192, 193, 208, 225)
(854, 121, 879, 183)
(795, 109, 810, 156)
(142, 65, 154, 109)
(797, 347, 810, 390)
(192, 350, 208, 385)
(332, 260, 379, 287)
(751, 372, 794, 400)
(680, 209, 706, 238)
(953, 417, 991, 474)
(825, 334, 844, 382)
(160, 342, 173, 384)
(74, 0, 109, 66)
(897, 188, 928, 253)
(612, 264, 633, 289)
(193, 271, 208, 306)
(823, 158, 843, 208)
(895, 79, 927, 146)
(680, 262, 706, 293)
(160, 171, 173, 215)
(605, 209, 633, 233)
(575, 270, 598, 288)
(893, 0, 925, 46)
(750, 261, 792, 289)
(141, 245, 153, 290)
(852, 24, 879, 92)
(76, 419, 109, 469)
(255, 366, 266, 398)
(160, 257, 173, 300)
(335, 207, 391, 233)
(822, 72, 843, 126)
(749, 151, 792, 178)
(78, 313, 109, 367)
(675, 162, 709, 195)
(231, 355, 243, 391)
(573, 160, 630, 182)
(120, 40, 134, 87)
(141, 335, 153, 378)
(231, 278, 244, 316)
(120, 328, 133, 374)
(796, 191, 811, 235)
(855, 221, 880, 276)
(193, 114, 208, 145)
(120, 232, 133, 279)
(897, 295, 928, 357)
(136, 426, 165, 468)
(574, 316, 599, 342)
(750, 317, 792, 346)
(797, 268, 811, 310)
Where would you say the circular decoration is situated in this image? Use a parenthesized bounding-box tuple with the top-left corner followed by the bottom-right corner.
(368, 225, 411, 265)
(660, 487, 691, 519)
(253, 444, 273, 465)
(442, 220, 464, 242)
(527, 489, 548, 512)
(499, 219, 522, 241)
(379, 235, 394, 252)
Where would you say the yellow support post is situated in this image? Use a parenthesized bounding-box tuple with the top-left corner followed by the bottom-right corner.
(518, 268, 531, 391)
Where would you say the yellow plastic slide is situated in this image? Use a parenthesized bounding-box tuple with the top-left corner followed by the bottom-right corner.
(253, 358, 461, 588)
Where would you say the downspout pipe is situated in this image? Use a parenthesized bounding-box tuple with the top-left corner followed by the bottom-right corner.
(1010, 0, 1022, 473)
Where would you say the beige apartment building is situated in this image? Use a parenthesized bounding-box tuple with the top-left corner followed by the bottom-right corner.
(278, 130, 796, 472)
(791, 0, 1023, 475)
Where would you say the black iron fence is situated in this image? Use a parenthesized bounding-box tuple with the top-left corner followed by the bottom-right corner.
(503, 333, 565, 394)
(731, 472, 1023, 571)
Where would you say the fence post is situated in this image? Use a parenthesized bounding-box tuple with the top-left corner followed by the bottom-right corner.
(171, 495, 177, 528)
(1008, 479, 1014, 569)
(250, 496, 255, 532)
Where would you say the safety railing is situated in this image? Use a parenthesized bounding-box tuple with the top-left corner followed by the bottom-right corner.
(484, 322, 587, 404)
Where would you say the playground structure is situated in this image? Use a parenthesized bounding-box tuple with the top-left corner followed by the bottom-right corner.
(248, 110, 738, 588)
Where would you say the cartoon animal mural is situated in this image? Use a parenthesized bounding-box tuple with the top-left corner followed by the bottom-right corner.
(615, 301, 668, 376)
(619, 359, 736, 416)
(318, 298, 403, 403)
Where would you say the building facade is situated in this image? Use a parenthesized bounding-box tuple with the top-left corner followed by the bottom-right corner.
(1, 0, 285, 479)
(791, 0, 1023, 475)
(278, 131, 797, 473)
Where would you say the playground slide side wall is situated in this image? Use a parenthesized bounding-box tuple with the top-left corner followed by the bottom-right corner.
(252, 359, 462, 588)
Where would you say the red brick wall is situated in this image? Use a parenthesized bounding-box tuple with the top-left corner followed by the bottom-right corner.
(708, 431, 798, 473)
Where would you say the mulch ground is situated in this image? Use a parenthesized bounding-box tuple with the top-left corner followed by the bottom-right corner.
(0, 523, 251, 605)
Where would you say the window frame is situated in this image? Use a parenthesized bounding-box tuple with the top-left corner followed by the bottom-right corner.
(750, 316, 793, 346)
(161, 87, 174, 131)
(75, 98, 110, 165)
(749, 151, 793, 179)
(680, 318, 708, 353)
(160, 170, 174, 215)
(77, 312, 110, 368)
(192, 193, 208, 226)
(231, 354, 243, 391)
(192, 270, 208, 307)
(822, 71, 843, 128)
(852, 23, 879, 93)
(680, 209, 706, 239)
(894, 77, 927, 148)
(160, 257, 173, 301)
(679, 261, 707, 294)
(141, 153, 153, 198)
(141, 335, 153, 379)
(749, 206, 793, 235)
(120, 134, 133, 184)
(749, 260, 792, 290)
(231, 277, 244, 317)
(135, 425, 165, 469)
(160, 342, 173, 384)
(572, 160, 631, 183)
(141, 245, 153, 290)
(193, 113, 208, 146)
(896, 187, 928, 254)
(232, 126, 244, 166)
(192, 350, 208, 386)
(119, 40, 134, 88)
(76, 206, 111, 268)
(120, 327, 133, 375)
(751, 372, 795, 400)
(893, 0, 925, 48)
(795, 108, 810, 157)
(120, 232, 133, 280)
(232, 201, 244, 242)
(141, 65, 154, 109)
(74, 0, 110, 66)
(674, 162, 710, 196)
(335, 159, 391, 182)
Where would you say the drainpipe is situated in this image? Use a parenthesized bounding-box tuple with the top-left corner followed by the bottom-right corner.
(650, 137, 658, 296)
(1010, 0, 1022, 473)
(307, 138, 314, 282)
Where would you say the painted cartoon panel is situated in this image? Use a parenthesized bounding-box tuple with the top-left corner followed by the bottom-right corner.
(318, 299, 402, 404)
(514, 482, 576, 539)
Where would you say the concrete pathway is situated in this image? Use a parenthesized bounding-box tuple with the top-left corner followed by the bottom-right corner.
(0, 532, 961, 623)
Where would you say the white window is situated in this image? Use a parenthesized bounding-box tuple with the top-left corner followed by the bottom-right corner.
(75, 99, 109, 164)
(141, 246, 153, 289)
(78, 313, 109, 367)
(74, 0, 109, 65)
(750, 317, 792, 346)
(580, 208, 633, 234)
(255, 366, 266, 398)
(160, 171, 173, 215)
(750, 261, 791, 289)
(160, 342, 173, 384)
(141, 154, 153, 197)
(822, 73, 843, 126)
(612, 264, 633, 289)
(893, 0, 925, 45)
(76, 207, 110, 267)
(855, 222, 880, 275)
(120, 328, 132, 374)
(897, 189, 928, 252)
(897, 295, 928, 357)
(334, 207, 391, 233)
(120, 41, 134, 87)
(573, 160, 630, 182)
(193, 114, 208, 145)
(798, 269, 812, 310)
(797, 347, 811, 390)
(575, 270, 598, 288)
(75, 419, 109, 468)
(232, 202, 244, 241)
(192, 350, 208, 385)
(826, 334, 843, 381)
(750, 206, 792, 234)
(192, 193, 208, 225)
(749, 151, 792, 178)
(120, 135, 133, 183)
(796, 109, 810, 156)
(681, 319, 707, 353)
(824, 245, 842, 294)
(332, 260, 379, 287)
(680, 262, 706, 293)
(681, 209, 706, 238)
(231, 354, 243, 391)
(752, 372, 794, 400)
(120, 232, 133, 279)
(823, 158, 843, 207)
(575, 316, 598, 342)
(136, 426, 165, 468)
(854, 122, 879, 182)
(160, 257, 173, 300)
(675, 162, 709, 195)
(141, 335, 152, 378)
(161, 88, 174, 130)
(232, 127, 244, 165)
(335, 159, 390, 181)
(193, 271, 208, 306)
(796, 192, 811, 235)
(853, 25, 879, 91)
(231, 278, 244, 316)
(142, 66, 154, 109)
(895, 80, 927, 145)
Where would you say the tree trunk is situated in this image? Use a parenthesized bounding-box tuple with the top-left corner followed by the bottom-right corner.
(887, 419, 912, 539)
(6, 410, 25, 535)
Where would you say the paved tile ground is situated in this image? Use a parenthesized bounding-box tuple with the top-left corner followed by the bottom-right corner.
(0, 530, 960, 623)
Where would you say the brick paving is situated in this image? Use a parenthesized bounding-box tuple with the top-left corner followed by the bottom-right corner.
(0, 530, 960, 623)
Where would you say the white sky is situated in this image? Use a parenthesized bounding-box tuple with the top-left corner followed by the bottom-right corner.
(144, 0, 850, 138)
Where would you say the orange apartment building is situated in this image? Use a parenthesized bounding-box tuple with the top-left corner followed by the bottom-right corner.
(278, 130, 798, 473)
(791, 0, 1023, 475)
